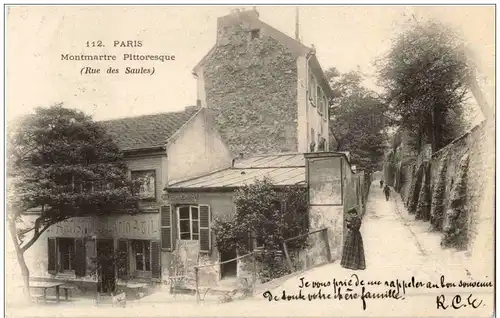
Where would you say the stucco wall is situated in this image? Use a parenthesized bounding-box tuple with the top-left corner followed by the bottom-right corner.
(201, 19, 299, 156)
(167, 109, 232, 184)
(307, 206, 344, 263)
(19, 213, 160, 282)
(126, 155, 167, 204)
(162, 191, 236, 284)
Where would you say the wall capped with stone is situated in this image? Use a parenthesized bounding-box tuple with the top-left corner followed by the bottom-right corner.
(202, 21, 298, 156)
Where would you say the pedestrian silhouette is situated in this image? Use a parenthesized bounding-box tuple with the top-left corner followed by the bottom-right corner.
(380, 180, 384, 188)
(341, 208, 366, 270)
(384, 184, 390, 201)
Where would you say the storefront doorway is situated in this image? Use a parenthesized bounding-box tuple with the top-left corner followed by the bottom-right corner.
(97, 239, 116, 294)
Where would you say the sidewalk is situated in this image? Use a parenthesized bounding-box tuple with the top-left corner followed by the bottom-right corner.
(389, 185, 488, 279)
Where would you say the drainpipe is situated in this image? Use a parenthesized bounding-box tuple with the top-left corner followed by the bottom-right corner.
(305, 51, 314, 152)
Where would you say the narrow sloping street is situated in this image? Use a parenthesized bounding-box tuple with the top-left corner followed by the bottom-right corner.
(7, 181, 494, 318)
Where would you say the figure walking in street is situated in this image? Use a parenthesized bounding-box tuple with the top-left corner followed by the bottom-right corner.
(384, 184, 390, 201)
(379, 180, 384, 188)
(341, 208, 366, 270)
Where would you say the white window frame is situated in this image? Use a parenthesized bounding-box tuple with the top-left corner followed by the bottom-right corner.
(177, 205, 200, 241)
(132, 239, 151, 272)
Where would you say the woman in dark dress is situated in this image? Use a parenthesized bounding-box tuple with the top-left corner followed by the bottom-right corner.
(341, 208, 366, 270)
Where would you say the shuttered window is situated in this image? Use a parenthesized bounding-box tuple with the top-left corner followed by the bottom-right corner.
(151, 241, 161, 280)
(161, 205, 173, 250)
(48, 238, 57, 273)
(47, 237, 86, 276)
(199, 204, 211, 253)
(178, 206, 199, 240)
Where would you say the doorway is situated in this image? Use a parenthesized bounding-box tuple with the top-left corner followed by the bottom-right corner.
(220, 249, 237, 279)
(97, 239, 116, 294)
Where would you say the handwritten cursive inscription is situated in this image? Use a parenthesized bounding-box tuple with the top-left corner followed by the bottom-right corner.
(262, 274, 493, 311)
(436, 294, 484, 310)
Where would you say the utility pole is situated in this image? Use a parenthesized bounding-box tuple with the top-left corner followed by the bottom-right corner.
(295, 6, 300, 43)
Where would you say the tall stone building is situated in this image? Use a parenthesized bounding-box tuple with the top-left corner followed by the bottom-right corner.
(193, 8, 333, 156)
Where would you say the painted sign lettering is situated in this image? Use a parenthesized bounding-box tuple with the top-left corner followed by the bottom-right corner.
(46, 215, 160, 239)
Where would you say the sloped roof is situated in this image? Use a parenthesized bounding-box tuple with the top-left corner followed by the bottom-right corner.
(168, 153, 306, 190)
(99, 107, 200, 151)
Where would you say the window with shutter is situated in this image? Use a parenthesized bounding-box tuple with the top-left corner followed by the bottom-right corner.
(59, 238, 75, 272)
(132, 240, 151, 272)
(74, 239, 86, 277)
(150, 241, 161, 280)
(47, 238, 57, 274)
(117, 239, 129, 279)
(161, 205, 173, 250)
(199, 204, 211, 253)
(178, 205, 200, 240)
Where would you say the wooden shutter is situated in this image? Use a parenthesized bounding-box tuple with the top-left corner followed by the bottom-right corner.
(161, 205, 174, 251)
(150, 241, 161, 280)
(199, 204, 211, 253)
(116, 239, 129, 279)
(85, 239, 96, 276)
(74, 239, 86, 277)
(47, 238, 57, 274)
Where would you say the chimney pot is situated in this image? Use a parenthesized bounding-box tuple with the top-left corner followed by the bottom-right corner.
(196, 99, 201, 107)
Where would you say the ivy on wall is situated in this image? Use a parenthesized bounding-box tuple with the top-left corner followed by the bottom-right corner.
(430, 155, 449, 231)
(415, 162, 431, 221)
(441, 154, 470, 249)
(408, 163, 425, 215)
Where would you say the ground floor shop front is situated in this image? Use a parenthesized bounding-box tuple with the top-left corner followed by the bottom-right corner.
(21, 212, 162, 296)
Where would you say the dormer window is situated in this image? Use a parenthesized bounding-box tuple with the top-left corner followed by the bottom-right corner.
(250, 29, 260, 40)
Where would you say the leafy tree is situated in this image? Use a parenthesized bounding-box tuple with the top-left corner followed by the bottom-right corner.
(212, 179, 309, 282)
(6, 104, 140, 301)
(326, 67, 389, 173)
(377, 19, 472, 153)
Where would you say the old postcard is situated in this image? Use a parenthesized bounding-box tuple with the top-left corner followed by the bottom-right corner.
(4, 4, 495, 318)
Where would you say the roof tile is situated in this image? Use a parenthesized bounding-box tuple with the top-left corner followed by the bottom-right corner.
(99, 107, 200, 151)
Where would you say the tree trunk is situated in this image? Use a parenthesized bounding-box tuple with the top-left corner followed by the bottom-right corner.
(8, 219, 31, 302)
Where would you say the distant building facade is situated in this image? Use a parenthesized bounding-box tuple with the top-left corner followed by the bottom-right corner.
(193, 9, 334, 156)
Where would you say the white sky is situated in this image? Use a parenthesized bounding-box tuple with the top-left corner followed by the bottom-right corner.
(6, 5, 495, 121)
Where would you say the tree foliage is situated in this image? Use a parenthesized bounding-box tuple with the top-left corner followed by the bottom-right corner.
(7, 104, 140, 247)
(7, 104, 140, 300)
(377, 19, 472, 152)
(212, 179, 309, 282)
(326, 67, 389, 173)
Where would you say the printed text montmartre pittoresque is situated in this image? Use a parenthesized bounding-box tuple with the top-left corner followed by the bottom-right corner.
(61, 53, 176, 62)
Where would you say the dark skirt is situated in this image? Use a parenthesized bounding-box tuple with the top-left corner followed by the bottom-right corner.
(341, 229, 366, 270)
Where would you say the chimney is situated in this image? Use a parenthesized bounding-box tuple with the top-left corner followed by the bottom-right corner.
(196, 99, 201, 107)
